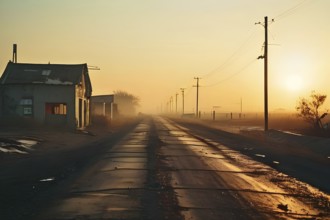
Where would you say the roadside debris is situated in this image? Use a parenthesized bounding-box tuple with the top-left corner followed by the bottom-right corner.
(277, 203, 289, 212)
(40, 177, 55, 182)
(0, 137, 38, 154)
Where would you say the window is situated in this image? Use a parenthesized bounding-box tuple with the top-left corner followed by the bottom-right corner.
(20, 98, 33, 105)
(42, 70, 51, 76)
(45, 103, 67, 115)
(20, 98, 33, 116)
(23, 107, 32, 115)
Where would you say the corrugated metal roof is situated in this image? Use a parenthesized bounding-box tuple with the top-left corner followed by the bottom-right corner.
(0, 62, 87, 85)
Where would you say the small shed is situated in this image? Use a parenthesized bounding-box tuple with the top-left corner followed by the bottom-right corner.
(0, 62, 92, 129)
(91, 95, 118, 119)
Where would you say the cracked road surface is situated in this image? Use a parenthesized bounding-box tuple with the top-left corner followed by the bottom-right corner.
(1, 116, 329, 219)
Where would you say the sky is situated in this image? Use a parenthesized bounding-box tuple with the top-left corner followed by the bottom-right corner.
(1, 0, 330, 114)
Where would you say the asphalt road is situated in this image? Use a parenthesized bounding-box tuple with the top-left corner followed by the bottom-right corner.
(0, 116, 329, 219)
(171, 117, 330, 194)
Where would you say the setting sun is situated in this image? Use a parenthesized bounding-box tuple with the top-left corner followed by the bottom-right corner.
(284, 74, 303, 92)
(276, 51, 314, 96)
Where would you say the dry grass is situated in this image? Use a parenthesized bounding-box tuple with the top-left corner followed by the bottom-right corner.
(193, 112, 330, 137)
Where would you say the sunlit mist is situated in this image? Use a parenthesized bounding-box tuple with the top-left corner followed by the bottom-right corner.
(284, 74, 303, 92)
(1, 0, 330, 114)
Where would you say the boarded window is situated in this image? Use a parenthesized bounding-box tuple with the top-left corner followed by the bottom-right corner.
(45, 103, 67, 115)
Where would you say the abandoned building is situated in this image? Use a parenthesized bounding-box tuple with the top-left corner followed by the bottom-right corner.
(0, 61, 92, 129)
(91, 94, 118, 120)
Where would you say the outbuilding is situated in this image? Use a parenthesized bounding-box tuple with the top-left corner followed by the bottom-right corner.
(0, 62, 92, 129)
(91, 94, 118, 120)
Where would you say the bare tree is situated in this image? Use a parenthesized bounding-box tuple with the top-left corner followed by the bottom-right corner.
(114, 90, 140, 116)
(296, 91, 328, 129)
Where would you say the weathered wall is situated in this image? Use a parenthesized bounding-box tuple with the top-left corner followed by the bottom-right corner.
(91, 102, 113, 118)
(75, 81, 91, 128)
(0, 84, 76, 128)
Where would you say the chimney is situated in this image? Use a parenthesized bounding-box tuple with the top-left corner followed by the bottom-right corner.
(12, 44, 17, 63)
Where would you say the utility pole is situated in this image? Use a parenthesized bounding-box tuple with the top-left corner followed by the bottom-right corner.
(194, 77, 201, 118)
(170, 96, 173, 113)
(180, 88, 185, 115)
(256, 16, 269, 131)
(264, 16, 268, 131)
(175, 93, 178, 114)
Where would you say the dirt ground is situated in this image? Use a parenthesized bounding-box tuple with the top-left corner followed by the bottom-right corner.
(0, 117, 138, 156)
(0, 117, 144, 220)
(206, 113, 330, 137)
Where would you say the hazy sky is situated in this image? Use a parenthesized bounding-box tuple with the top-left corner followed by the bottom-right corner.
(1, 0, 330, 114)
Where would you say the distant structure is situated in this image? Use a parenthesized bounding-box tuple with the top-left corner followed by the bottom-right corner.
(12, 44, 17, 63)
(91, 94, 118, 120)
(0, 61, 92, 129)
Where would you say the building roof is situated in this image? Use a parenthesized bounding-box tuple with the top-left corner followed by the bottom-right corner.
(1, 62, 87, 85)
(0, 62, 92, 97)
(92, 95, 114, 103)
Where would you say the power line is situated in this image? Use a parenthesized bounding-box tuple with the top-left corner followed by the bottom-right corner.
(203, 57, 257, 87)
(273, 0, 316, 22)
(164, 26, 263, 111)
(184, 85, 193, 96)
(166, 1, 315, 114)
(202, 27, 258, 79)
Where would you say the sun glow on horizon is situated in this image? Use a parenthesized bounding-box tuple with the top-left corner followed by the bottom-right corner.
(276, 52, 314, 94)
(1, 0, 330, 113)
(284, 74, 303, 92)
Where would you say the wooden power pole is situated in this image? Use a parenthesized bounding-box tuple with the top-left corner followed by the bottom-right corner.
(256, 16, 269, 131)
(194, 77, 200, 118)
(264, 16, 268, 131)
(180, 88, 185, 115)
